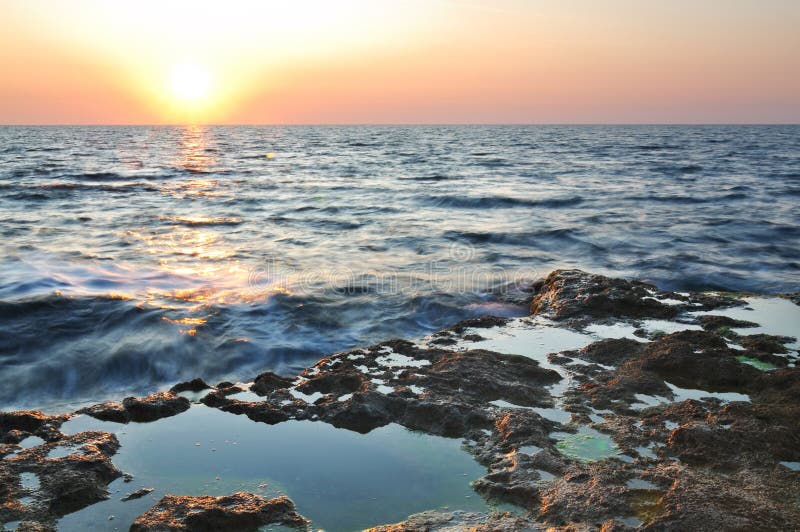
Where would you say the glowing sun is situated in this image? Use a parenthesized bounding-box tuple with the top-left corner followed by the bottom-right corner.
(169, 63, 212, 105)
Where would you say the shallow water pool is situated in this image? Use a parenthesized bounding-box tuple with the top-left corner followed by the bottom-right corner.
(57, 405, 493, 531)
(552, 426, 620, 462)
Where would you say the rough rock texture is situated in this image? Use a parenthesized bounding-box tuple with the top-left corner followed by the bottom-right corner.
(0, 428, 121, 529)
(366, 510, 541, 531)
(121, 488, 155, 502)
(129, 493, 308, 532)
(78, 392, 190, 423)
(169, 378, 211, 394)
(530, 269, 682, 320)
(697, 314, 758, 331)
(208, 339, 560, 438)
(250, 371, 294, 395)
(2, 269, 798, 531)
(576, 338, 646, 366)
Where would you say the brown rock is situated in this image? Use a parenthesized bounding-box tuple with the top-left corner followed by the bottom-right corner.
(530, 269, 680, 320)
(129, 493, 308, 531)
(79, 392, 190, 424)
(169, 379, 210, 394)
(250, 372, 295, 396)
(122, 393, 190, 423)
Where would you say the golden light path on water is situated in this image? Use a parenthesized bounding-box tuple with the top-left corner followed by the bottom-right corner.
(123, 126, 290, 337)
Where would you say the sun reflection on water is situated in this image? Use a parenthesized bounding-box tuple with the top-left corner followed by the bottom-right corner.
(175, 125, 215, 173)
(120, 126, 286, 336)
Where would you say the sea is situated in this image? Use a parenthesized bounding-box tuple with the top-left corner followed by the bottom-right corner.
(0, 125, 798, 410)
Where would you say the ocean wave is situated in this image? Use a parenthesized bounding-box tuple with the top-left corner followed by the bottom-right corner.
(443, 228, 585, 247)
(424, 194, 584, 209)
(620, 192, 749, 204)
(162, 215, 243, 227)
(0, 286, 505, 409)
(72, 171, 124, 181)
(679, 164, 704, 173)
(633, 144, 680, 151)
(400, 174, 452, 181)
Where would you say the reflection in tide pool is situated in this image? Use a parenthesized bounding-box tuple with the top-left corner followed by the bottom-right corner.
(58, 406, 493, 531)
(692, 298, 800, 350)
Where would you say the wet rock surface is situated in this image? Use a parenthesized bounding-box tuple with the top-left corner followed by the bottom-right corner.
(365, 509, 538, 531)
(530, 269, 682, 320)
(78, 392, 190, 423)
(0, 425, 121, 530)
(1, 270, 798, 530)
(169, 379, 211, 394)
(129, 492, 308, 531)
(121, 488, 154, 502)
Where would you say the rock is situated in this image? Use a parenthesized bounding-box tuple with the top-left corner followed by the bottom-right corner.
(122, 393, 191, 423)
(444, 315, 510, 334)
(697, 314, 758, 331)
(295, 370, 365, 397)
(0, 430, 121, 527)
(737, 333, 795, 355)
(400, 400, 493, 437)
(0, 411, 54, 435)
(79, 392, 190, 423)
(575, 338, 645, 366)
(779, 292, 800, 305)
(635, 330, 759, 391)
(753, 367, 800, 403)
(78, 401, 129, 423)
(423, 349, 561, 405)
(538, 467, 633, 525)
(326, 392, 399, 434)
(5, 269, 797, 531)
(169, 379, 211, 394)
(15, 522, 56, 532)
(129, 493, 308, 531)
(121, 488, 154, 501)
(647, 466, 800, 530)
(250, 372, 294, 396)
(366, 509, 540, 531)
(530, 269, 681, 320)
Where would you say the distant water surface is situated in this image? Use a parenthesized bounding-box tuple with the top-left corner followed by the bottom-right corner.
(0, 125, 798, 409)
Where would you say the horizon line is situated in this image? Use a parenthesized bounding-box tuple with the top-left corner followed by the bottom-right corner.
(1, 122, 799, 127)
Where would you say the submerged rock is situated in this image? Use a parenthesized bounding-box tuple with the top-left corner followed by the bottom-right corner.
(121, 488, 154, 502)
(129, 493, 308, 532)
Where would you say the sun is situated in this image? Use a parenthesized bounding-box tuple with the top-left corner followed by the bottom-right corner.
(169, 63, 212, 105)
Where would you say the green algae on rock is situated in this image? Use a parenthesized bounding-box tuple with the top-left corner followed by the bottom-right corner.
(552, 426, 620, 462)
(735, 355, 779, 371)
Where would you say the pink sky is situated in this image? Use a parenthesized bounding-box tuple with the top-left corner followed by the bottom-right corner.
(1, 0, 798, 124)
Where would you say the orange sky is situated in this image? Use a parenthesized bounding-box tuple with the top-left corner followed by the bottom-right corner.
(1, 0, 798, 124)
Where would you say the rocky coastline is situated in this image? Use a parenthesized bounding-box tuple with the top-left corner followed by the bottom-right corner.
(1, 269, 798, 531)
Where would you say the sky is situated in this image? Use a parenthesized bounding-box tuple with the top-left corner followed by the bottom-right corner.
(0, 0, 798, 124)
